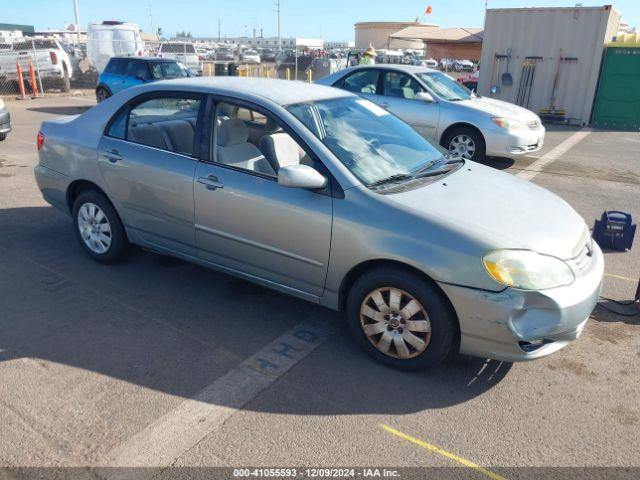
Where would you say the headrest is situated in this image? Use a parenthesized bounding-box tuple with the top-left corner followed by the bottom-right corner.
(217, 119, 249, 147)
(265, 117, 283, 134)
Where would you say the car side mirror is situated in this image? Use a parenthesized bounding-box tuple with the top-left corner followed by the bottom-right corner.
(278, 164, 327, 189)
(415, 91, 435, 102)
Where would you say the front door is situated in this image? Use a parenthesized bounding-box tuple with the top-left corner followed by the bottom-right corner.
(97, 93, 203, 255)
(194, 101, 333, 297)
(377, 70, 440, 141)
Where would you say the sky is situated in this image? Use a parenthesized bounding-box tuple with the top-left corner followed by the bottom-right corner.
(3, 0, 638, 40)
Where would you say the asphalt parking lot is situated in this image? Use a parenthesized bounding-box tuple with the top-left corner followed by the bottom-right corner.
(0, 95, 639, 478)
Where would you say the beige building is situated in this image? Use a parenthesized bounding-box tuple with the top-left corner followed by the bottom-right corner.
(354, 21, 437, 50)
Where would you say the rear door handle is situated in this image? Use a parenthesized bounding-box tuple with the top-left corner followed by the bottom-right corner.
(198, 175, 224, 190)
(101, 149, 122, 163)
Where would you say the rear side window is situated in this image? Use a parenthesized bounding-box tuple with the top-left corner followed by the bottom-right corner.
(149, 61, 188, 79)
(104, 58, 126, 75)
(338, 70, 379, 94)
(126, 96, 202, 155)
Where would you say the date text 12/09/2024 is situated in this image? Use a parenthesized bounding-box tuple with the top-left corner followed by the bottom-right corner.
(233, 469, 401, 478)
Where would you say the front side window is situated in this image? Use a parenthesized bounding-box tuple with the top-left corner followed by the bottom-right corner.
(212, 102, 312, 178)
(287, 97, 451, 187)
(417, 71, 471, 101)
(382, 71, 424, 99)
(123, 96, 201, 155)
(338, 70, 379, 94)
(149, 61, 189, 79)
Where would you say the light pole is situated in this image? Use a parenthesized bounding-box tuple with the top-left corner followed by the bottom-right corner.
(72, 0, 81, 45)
(276, 0, 281, 52)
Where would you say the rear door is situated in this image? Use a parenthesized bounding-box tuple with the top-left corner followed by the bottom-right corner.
(97, 92, 204, 255)
(379, 70, 439, 140)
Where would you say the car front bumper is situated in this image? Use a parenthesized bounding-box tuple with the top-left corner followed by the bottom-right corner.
(485, 125, 546, 158)
(0, 108, 11, 134)
(439, 242, 604, 362)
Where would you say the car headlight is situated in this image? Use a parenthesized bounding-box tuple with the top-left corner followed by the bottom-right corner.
(492, 117, 528, 131)
(482, 250, 575, 290)
(0, 98, 4, 109)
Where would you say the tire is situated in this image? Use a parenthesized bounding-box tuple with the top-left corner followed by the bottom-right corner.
(0, 132, 6, 142)
(345, 267, 457, 370)
(442, 126, 486, 162)
(60, 68, 71, 92)
(96, 86, 111, 103)
(72, 190, 128, 264)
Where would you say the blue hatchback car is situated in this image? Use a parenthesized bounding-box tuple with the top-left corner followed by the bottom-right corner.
(96, 57, 190, 102)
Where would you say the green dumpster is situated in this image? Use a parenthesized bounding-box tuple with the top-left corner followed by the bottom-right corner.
(591, 33, 640, 130)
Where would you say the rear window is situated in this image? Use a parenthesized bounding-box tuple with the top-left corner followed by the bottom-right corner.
(160, 43, 196, 54)
(12, 39, 58, 50)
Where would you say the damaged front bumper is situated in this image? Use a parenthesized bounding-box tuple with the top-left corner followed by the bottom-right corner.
(439, 242, 604, 362)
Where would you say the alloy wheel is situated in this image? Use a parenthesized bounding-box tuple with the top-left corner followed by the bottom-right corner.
(359, 287, 431, 359)
(77, 202, 112, 254)
(449, 134, 476, 159)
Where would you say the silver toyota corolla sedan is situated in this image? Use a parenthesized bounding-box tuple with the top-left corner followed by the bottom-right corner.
(317, 65, 545, 163)
(34, 77, 603, 370)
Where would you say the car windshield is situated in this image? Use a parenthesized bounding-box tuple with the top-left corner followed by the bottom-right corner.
(150, 61, 189, 79)
(417, 71, 471, 101)
(287, 96, 450, 187)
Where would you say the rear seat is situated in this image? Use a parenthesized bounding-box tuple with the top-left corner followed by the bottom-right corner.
(128, 118, 196, 155)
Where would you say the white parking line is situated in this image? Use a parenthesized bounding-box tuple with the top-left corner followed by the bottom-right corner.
(517, 129, 591, 181)
(101, 316, 339, 471)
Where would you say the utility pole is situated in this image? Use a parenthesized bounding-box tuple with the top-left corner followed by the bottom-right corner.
(218, 18, 221, 42)
(275, 0, 281, 51)
(148, 0, 154, 36)
(72, 0, 81, 45)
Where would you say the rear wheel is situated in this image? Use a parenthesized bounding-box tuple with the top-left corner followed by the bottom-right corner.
(72, 190, 128, 263)
(60, 68, 71, 92)
(96, 86, 110, 103)
(442, 126, 486, 162)
(0, 132, 6, 141)
(346, 267, 457, 370)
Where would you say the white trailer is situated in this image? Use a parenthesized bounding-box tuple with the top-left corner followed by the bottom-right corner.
(87, 21, 145, 73)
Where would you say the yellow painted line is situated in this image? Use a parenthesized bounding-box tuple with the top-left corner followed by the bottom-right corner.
(381, 424, 507, 480)
(604, 273, 638, 283)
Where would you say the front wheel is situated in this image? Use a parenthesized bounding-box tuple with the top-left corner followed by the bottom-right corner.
(442, 127, 486, 162)
(346, 267, 457, 370)
(0, 132, 6, 141)
(96, 87, 110, 103)
(72, 190, 128, 263)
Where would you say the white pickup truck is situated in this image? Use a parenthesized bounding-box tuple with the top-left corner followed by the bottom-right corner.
(0, 38, 74, 92)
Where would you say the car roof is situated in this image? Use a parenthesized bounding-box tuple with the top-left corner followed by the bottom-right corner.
(150, 77, 352, 106)
(347, 64, 438, 74)
(110, 56, 178, 62)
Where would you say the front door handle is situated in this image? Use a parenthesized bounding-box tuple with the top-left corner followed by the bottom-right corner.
(101, 149, 122, 163)
(380, 102, 390, 109)
(198, 175, 224, 191)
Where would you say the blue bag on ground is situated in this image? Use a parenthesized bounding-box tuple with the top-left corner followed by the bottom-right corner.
(592, 211, 636, 251)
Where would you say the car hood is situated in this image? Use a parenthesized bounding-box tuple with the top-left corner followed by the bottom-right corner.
(456, 96, 539, 123)
(385, 162, 587, 260)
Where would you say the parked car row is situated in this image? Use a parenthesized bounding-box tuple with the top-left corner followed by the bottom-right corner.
(35, 75, 601, 371)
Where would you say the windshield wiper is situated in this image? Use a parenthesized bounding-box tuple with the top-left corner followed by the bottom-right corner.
(367, 173, 413, 188)
(412, 166, 459, 179)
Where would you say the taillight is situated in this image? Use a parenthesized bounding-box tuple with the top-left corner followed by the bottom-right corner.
(37, 132, 45, 150)
(50, 51, 58, 64)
